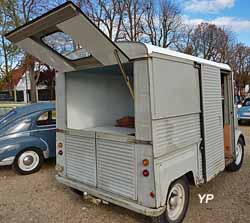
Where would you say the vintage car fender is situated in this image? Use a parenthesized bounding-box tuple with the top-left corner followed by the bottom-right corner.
(235, 129, 246, 146)
(0, 133, 48, 162)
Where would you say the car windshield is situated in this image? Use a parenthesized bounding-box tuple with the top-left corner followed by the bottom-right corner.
(242, 99, 250, 107)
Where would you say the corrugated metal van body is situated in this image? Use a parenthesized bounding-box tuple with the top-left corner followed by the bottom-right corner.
(64, 132, 138, 199)
(149, 58, 203, 206)
(152, 114, 201, 158)
(65, 133, 97, 186)
(96, 139, 137, 200)
(149, 57, 201, 159)
(201, 65, 225, 181)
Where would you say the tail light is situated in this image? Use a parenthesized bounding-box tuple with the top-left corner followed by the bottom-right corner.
(143, 169, 149, 177)
(142, 159, 149, 166)
(57, 142, 63, 149)
(150, 191, 155, 198)
(58, 150, 63, 155)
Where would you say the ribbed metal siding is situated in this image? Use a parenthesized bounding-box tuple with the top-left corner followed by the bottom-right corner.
(96, 139, 137, 200)
(152, 114, 201, 158)
(65, 134, 96, 186)
(202, 65, 225, 181)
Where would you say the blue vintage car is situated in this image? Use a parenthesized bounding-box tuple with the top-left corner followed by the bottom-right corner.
(0, 102, 56, 174)
(238, 97, 250, 124)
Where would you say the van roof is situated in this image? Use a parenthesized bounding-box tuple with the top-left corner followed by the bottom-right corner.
(117, 42, 231, 71)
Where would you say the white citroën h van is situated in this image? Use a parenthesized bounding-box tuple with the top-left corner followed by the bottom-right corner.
(5, 2, 246, 223)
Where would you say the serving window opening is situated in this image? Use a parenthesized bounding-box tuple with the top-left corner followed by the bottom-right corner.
(65, 63, 135, 138)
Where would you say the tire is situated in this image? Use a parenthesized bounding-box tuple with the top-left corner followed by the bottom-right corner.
(152, 176, 190, 223)
(226, 138, 244, 172)
(13, 148, 44, 175)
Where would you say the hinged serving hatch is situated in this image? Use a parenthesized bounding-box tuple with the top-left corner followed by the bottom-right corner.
(5, 2, 130, 72)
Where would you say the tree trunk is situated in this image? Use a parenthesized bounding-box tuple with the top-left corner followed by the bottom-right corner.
(13, 86, 17, 102)
(29, 62, 37, 103)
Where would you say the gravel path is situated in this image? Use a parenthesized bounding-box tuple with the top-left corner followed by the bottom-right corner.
(0, 127, 249, 223)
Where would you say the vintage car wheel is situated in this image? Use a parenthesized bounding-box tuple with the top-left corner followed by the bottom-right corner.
(13, 148, 44, 175)
(226, 138, 244, 172)
(152, 177, 189, 223)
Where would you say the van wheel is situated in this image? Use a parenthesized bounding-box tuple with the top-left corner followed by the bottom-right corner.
(13, 148, 44, 175)
(226, 138, 244, 172)
(152, 177, 189, 223)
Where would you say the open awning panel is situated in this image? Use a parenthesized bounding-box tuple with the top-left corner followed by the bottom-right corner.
(5, 2, 129, 72)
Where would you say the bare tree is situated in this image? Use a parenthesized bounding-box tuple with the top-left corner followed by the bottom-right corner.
(231, 44, 250, 85)
(80, 0, 126, 41)
(143, 0, 182, 48)
(174, 24, 194, 54)
(98, 0, 126, 41)
(121, 0, 146, 41)
(190, 23, 231, 61)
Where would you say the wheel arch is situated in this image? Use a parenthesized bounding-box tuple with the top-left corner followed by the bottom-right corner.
(156, 146, 199, 207)
(0, 136, 46, 161)
(239, 134, 246, 146)
(160, 170, 193, 207)
(235, 129, 246, 146)
(156, 173, 190, 223)
(185, 171, 196, 186)
(15, 146, 45, 158)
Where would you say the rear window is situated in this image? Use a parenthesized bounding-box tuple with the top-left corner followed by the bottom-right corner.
(37, 110, 56, 126)
(42, 32, 91, 60)
(37, 111, 49, 126)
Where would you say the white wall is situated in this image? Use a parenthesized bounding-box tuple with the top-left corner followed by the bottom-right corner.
(66, 67, 134, 130)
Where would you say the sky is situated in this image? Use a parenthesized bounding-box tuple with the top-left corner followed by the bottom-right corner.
(180, 0, 250, 46)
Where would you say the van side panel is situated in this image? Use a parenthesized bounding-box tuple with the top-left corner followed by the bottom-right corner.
(201, 65, 225, 181)
(152, 114, 201, 158)
(150, 58, 200, 119)
(152, 114, 202, 206)
(149, 58, 203, 206)
(155, 144, 199, 206)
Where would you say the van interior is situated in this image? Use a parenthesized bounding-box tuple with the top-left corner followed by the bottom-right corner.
(221, 71, 234, 163)
(66, 64, 135, 137)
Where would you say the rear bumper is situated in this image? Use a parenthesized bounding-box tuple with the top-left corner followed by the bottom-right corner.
(56, 175, 165, 217)
(0, 156, 15, 166)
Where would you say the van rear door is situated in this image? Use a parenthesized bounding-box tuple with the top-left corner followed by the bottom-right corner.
(5, 2, 130, 72)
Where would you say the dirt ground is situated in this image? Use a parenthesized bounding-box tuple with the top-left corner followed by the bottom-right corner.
(0, 127, 250, 223)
